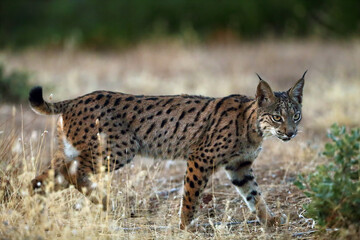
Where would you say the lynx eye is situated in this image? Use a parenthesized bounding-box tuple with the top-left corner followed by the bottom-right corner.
(293, 113, 301, 121)
(271, 115, 282, 122)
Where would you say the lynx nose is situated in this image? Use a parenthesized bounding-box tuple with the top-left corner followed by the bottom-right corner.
(286, 131, 295, 138)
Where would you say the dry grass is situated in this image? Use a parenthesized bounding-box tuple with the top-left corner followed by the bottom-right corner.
(0, 40, 359, 239)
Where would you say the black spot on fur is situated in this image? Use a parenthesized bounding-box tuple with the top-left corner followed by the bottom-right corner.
(96, 94, 104, 100)
(231, 175, 254, 187)
(114, 98, 121, 106)
(179, 111, 186, 120)
(85, 98, 93, 104)
(146, 123, 156, 134)
(161, 119, 167, 128)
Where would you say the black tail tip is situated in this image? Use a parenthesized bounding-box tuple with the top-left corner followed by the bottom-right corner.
(29, 86, 44, 106)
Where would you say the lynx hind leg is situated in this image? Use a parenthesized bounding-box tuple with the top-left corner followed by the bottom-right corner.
(31, 116, 70, 194)
(225, 160, 275, 225)
(57, 160, 111, 210)
(72, 133, 138, 210)
(32, 131, 137, 211)
(31, 150, 70, 195)
(58, 145, 136, 211)
(32, 151, 113, 211)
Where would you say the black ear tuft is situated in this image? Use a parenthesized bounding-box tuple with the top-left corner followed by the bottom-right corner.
(301, 70, 308, 80)
(29, 86, 44, 106)
(256, 73, 264, 82)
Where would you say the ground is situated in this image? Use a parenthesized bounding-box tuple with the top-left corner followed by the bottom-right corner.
(0, 40, 359, 239)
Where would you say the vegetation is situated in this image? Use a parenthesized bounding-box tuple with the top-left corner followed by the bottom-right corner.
(295, 124, 360, 229)
(1, 0, 360, 48)
(0, 64, 32, 103)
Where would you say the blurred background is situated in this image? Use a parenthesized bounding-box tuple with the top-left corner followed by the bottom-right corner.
(0, 1, 360, 238)
(1, 0, 360, 48)
(1, 0, 359, 128)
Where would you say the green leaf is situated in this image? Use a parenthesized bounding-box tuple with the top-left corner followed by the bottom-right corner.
(304, 191, 312, 197)
(294, 180, 305, 190)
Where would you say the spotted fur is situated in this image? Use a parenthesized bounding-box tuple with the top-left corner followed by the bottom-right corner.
(29, 72, 306, 229)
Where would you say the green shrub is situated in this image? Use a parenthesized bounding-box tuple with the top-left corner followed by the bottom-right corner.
(0, 64, 32, 103)
(1, 0, 360, 48)
(295, 124, 360, 228)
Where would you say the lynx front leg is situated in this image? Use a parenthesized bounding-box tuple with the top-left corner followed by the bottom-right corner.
(225, 161, 275, 225)
(180, 158, 210, 230)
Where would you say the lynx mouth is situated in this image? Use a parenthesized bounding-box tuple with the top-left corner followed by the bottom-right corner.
(279, 136, 291, 142)
(276, 131, 297, 142)
(277, 134, 294, 142)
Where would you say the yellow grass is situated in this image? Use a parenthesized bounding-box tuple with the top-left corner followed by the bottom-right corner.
(0, 40, 359, 239)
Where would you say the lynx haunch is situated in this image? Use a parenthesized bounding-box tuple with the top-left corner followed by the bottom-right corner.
(29, 72, 306, 229)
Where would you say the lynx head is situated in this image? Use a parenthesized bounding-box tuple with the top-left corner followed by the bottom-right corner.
(255, 71, 306, 142)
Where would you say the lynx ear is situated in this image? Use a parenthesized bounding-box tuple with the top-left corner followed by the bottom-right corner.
(256, 75, 275, 107)
(288, 71, 306, 104)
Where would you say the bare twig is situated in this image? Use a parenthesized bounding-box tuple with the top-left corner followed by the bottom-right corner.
(291, 230, 317, 237)
(114, 220, 259, 232)
(291, 228, 339, 238)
